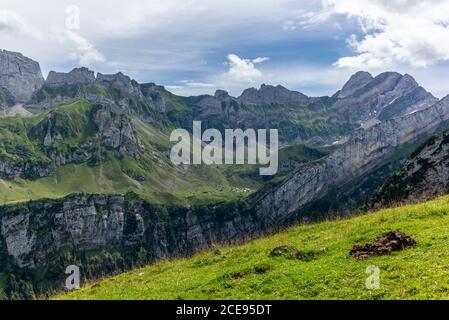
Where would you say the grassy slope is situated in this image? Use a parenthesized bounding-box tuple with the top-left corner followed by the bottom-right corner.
(61, 195, 449, 300)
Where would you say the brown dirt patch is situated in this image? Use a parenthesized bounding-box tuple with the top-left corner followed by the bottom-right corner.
(350, 231, 416, 260)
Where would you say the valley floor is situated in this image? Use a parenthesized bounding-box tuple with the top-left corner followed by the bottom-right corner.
(59, 196, 449, 300)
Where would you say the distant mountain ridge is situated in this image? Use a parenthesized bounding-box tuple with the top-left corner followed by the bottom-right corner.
(251, 95, 449, 222)
(0, 49, 437, 147)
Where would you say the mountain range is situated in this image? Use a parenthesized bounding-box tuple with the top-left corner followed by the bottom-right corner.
(1, 49, 449, 299)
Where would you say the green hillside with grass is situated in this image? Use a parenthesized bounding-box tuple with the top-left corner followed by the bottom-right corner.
(60, 195, 449, 300)
(0, 99, 333, 206)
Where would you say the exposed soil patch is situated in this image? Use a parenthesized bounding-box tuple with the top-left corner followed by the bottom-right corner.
(225, 264, 273, 280)
(350, 231, 416, 260)
(269, 245, 326, 261)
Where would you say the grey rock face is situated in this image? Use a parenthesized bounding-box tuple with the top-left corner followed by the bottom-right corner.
(46, 67, 95, 87)
(252, 96, 449, 224)
(196, 92, 262, 128)
(338, 71, 373, 98)
(1, 194, 126, 268)
(332, 72, 437, 123)
(92, 105, 143, 158)
(97, 72, 143, 98)
(0, 193, 260, 270)
(214, 89, 230, 100)
(369, 127, 449, 207)
(0, 157, 51, 180)
(141, 83, 167, 112)
(239, 84, 309, 106)
(0, 50, 44, 102)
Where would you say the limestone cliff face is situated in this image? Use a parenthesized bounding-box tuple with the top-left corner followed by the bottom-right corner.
(96, 72, 143, 99)
(1, 195, 126, 268)
(0, 194, 259, 270)
(46, 67, 95, 87)
(140, 83, 167, 112)
(252, 96, 449, 223)
(368, 128, 449, 208)
(92, 105, 143, 158)
(337, 71, 374, 98)
(0, 50, 44, 103)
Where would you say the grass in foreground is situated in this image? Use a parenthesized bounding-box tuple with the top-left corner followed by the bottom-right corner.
(60, 196, 449, 300)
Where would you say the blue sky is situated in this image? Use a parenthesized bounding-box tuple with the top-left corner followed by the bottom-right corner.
(2, 0, 449, 97)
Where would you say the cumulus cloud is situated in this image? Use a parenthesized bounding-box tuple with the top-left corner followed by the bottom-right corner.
(57, 29, 105, 66)
(320, 0, 449, 69)
(226, 54, 267, 83)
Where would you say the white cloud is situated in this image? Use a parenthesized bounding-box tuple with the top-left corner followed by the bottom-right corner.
(283, 7, 335, 31)
(252, 57, 270, 64)
(57, 29, 105, 66)
(319, 0, 449, 69)
(2, 0, 449, 98)
(167, 54, 271, 96)
(0, 10, 40, 38)
(178, 80, 216, 88)
(226, 54, 265, 83)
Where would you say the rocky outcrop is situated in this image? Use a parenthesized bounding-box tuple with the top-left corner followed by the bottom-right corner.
(46, 67, 95, 87)
(239, 84, 309, 106)
(368, 127, 449, 207)
(0, 156, 51, 180)
(251, 96, 449, 224)
(92, 105, 143, 158)
(141, 83, 167, 112)
(0, 194, 127, 268)
(0, 50, 44, 102)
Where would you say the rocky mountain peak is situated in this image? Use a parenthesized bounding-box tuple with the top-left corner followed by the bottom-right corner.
(46, 67, 95, 87)
(332, 71, 437, 123)
(96, 72, 142, 98)
(338, 71, 373, 98)
(0, 49, 44, 102)
(238, 84, 309, 106)
(214, 89, 230, 100)
(394, 73, 419, 91)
